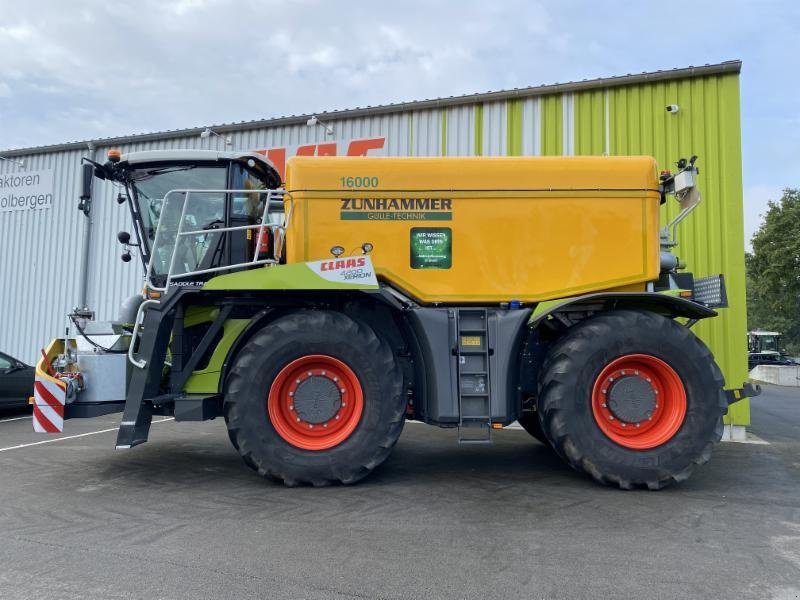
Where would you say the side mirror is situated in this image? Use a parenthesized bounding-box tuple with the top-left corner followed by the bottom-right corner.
(118, 231, 131, 244)
(78, 162, 95, 216)
(80, 163, 94, 202)
(121, 251, 132, 263)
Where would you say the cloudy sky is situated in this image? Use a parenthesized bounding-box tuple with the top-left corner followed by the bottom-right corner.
(0, 0, 797, 243)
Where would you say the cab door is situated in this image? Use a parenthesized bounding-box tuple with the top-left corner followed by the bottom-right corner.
(225, 162, 274, 266)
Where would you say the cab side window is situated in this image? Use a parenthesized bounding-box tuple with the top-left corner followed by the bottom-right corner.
(231, 164, 268, 223)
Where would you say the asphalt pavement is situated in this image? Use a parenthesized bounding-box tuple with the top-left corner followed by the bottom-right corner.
(0, 386, 798, 600)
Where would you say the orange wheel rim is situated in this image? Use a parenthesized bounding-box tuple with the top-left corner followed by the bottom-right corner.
(268, 354, 364, 451)
(591, 354, 687, 450)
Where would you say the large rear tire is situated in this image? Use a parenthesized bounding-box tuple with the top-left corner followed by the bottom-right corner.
(224, 310, 405, 486)
(538, 310, 727, 490)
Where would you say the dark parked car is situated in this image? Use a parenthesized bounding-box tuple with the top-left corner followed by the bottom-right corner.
(0, 352, 34, 409)
(748, 351, 798, 371)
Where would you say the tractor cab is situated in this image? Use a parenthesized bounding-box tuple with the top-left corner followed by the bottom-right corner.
(84, 149, 284, 289)
(747, 330, 783, 354)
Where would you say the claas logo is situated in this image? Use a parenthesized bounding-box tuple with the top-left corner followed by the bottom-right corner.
(320, 257, 367, 271)
(257, 138, 385, 181)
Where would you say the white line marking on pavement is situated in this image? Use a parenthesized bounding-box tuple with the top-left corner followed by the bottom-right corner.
(0, 416, 32, 423)
(0, 418, 175, 452)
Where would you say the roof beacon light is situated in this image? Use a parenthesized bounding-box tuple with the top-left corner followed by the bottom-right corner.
(107, 148, 121, 163)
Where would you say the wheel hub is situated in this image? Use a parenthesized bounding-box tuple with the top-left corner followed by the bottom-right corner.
(267, 355, 364, 451)
(292, 375, 342, 424)
(591, 354, 687, 450)
(606, 375, 656, 424)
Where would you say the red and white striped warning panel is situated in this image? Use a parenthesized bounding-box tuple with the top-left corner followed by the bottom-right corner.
(33, 377, 66, 432)
(33, 342, 67, 433)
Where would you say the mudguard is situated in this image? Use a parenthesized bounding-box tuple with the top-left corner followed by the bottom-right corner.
(530, 291, 717, 326)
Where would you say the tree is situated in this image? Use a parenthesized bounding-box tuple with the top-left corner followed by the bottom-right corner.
(746, 188, 800, 354)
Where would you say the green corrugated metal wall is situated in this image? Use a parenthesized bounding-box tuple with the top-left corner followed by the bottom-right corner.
(541, 95, 563, 156)
(607, 73, 747, 425)
(575, 89, 606, 155)
(481, 72, 748, 423)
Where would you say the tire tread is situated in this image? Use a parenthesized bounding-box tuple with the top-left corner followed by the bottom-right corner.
(538, 310, 727, 490)
(224, 311, 404, 486)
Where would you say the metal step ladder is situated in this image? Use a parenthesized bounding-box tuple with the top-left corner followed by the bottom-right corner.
(456, 309, 492, 443)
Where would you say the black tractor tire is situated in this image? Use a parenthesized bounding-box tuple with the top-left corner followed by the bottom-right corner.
(224, 427, 259, 471)
(538, 310, 727, 490)
(518, 413, 550, 446)
(223, 310, 405, 486)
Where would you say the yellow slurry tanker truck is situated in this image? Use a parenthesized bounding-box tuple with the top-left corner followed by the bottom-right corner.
(34, 149, 755, 489)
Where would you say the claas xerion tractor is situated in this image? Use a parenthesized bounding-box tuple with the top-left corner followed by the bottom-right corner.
(34, 149, 743, 489)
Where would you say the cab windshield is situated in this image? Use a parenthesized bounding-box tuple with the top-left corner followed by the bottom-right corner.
(131, 165, 227, 245)
(758, 335, 780, 352)
(130, 163, 274, 281)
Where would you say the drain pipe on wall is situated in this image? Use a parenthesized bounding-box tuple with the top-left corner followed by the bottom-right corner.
(77, 141, 96, 311)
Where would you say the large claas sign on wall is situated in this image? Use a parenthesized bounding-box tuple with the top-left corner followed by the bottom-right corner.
(258, 137, 385, 181)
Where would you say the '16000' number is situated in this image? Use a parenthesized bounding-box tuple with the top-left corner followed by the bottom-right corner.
(340, 176, 379, 188)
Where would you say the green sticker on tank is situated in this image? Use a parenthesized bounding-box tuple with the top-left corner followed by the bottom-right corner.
(410, 227, 452, 269)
